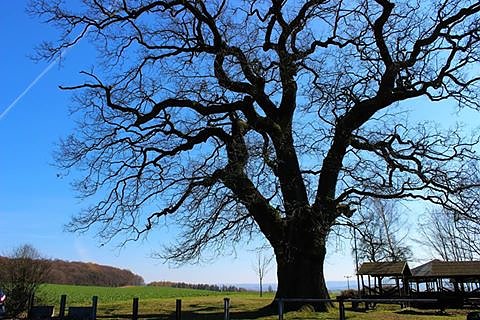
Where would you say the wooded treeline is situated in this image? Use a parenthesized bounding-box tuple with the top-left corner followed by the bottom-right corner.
(148, 281, 245, 292)
(0, 257, 144, 287)
(47, 259, 145, 286)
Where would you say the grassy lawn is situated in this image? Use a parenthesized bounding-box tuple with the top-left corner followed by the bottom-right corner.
(34, 284, 477, 319)
(36, 284, 227, 305)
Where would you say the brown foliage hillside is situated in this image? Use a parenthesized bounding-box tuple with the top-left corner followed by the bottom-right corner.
(47, 260, 145, 286)
(0, 257, 144, 287)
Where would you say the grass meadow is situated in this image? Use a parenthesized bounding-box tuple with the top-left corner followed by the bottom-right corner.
(34, 284, 477, 319)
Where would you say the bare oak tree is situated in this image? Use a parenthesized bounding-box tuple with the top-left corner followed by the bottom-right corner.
(32, 0, 480, 310)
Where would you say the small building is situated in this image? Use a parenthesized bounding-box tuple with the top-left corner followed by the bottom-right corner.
(358, 261, 412, 298)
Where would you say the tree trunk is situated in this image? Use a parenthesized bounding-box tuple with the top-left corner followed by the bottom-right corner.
(260, 277, 263, 297)
(273, 229, 331, 312)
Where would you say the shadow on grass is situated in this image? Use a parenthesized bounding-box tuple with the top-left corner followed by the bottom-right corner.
(98, 305, 277, 320)
(344, 307, 367, 313)
(395, 309, 450, 316)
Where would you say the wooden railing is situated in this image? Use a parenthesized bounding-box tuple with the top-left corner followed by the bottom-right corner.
(276, 298, 438, 320)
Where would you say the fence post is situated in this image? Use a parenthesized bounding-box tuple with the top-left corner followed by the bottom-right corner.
(132, 297, 139, 320)
(277, 299, 284, 320)
(176, 299, 182, 320)
(27, 292, 35, 319)
(59, 295, 67, 320)
(338, 299, 345, 320)
(223, 298, 230, 320)
(91, 296, 98, 320)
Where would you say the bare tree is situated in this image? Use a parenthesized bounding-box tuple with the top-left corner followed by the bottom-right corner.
(0, 245, 51, 317)
(253, 251, 274, 297)
(355, 199, 412, 263)
(31, 0, 480, 310)
(418, 208, 480, 261)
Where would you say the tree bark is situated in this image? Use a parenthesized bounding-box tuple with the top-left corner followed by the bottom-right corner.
(273, 226, 331, 312)
(260, 277, 263, 297)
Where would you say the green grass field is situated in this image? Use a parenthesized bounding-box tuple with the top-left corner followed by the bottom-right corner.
(36, 284, 227, 305)
(34, 284, 477, 319)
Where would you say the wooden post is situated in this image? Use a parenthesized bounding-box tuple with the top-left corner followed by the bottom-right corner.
(403, 276, 408, 296)
(360, 275, 365, 297)
(339, 300, 345, 320)
(223, 298, 230, 320)
(27, 292, 35, 319)
(175, 299, 182, 320)
(132, 297, 139, 320)
(59, 295, 67, 320)
(278, 299, 284, 320)
(91, 296, 98, 320)
(368, 275, 372, 295)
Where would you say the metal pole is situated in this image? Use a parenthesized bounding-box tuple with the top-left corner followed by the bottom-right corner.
(353, 224, 361, 297)
(345, 275, 352, 290)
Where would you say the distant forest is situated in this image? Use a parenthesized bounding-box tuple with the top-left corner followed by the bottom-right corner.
(47, 259, 145, 287)
(0, 257, 144, 287)
(148, 281, 245, 292)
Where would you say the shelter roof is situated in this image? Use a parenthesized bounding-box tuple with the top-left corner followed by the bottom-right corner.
(411, 259, 480, 278)
(358, 261, 411, 277)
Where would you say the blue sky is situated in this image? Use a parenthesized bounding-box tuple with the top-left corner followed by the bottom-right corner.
(0, 1, 356, 285)
(1, 1, 479, 286)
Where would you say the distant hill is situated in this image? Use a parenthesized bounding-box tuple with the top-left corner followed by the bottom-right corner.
(0, 256, 144, 287)
(47, 259, 145, 287)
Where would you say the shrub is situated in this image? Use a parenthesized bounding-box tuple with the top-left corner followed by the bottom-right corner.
(0, 245, 51, 317)
(338, 289, 357, 299)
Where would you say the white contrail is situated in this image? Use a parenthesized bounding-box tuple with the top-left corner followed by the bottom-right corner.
(0, 3, 120, 121)
(0, 52, 65, 121)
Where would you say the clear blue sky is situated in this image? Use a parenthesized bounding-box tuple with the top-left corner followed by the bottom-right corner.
(0, 0, 356, 285)
(1, 1, 478, 286)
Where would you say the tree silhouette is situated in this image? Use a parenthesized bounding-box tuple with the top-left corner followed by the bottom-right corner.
(32, 0, 480, 310)
(354, 199, 412, 263)
(253, 251, 274, 297)
(0, 245, 51, 317)
(418, 208, 480, 261)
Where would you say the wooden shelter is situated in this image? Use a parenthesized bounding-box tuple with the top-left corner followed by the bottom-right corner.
(410, 260, 480, 296)
(358, 261, 411, 298)
(356, 259, 480, 308)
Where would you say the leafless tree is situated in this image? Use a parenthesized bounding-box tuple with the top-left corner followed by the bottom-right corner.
(354, 199, 412, 263)
(31, 0, 480, 310)
(0, 245, 51, 317)
(253, 251, 274, 297)
(418, 207, 480, 261)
